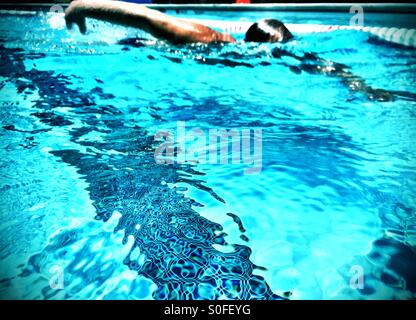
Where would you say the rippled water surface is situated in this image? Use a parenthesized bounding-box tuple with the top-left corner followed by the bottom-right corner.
(0, 11, 415, 300)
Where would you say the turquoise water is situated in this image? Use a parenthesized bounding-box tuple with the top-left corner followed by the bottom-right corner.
(0, 11, 415, 300)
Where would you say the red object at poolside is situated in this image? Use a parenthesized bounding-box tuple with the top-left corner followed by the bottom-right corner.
(236, 0, 251, 3)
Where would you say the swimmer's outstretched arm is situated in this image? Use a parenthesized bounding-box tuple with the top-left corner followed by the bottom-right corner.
(65, 0, 235, 44)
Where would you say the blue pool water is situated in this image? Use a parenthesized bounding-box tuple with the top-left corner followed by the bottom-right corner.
(0, 10, 415, 300)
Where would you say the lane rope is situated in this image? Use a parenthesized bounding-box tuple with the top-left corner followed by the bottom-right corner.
(1, 9, 414, 48)
(190, 19, 416, 48)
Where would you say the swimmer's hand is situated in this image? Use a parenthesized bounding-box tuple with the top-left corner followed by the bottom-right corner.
(65, 1, 87, 34)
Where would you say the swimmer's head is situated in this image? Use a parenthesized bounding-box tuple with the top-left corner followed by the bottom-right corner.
(245, 19, 293, 43)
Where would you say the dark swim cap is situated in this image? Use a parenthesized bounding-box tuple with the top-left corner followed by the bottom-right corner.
(245, 19, 293, 43)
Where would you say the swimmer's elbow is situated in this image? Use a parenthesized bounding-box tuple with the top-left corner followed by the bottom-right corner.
(200, 32, 236, 44)
(218, 33, 237, 43)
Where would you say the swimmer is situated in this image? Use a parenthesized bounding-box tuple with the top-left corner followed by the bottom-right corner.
(64, 0, 293, 44)
(65, 0, 407, 102)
